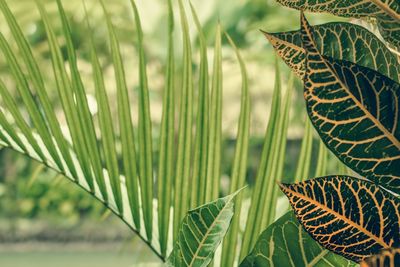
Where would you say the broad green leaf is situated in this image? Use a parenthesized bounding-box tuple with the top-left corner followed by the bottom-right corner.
(300, 14, 400, 194)
(240, 212, 356, 267)
(167, 192, 239, 267)
(361, 248, 400, 267)
(263, 22, 400, 82)
(276, 0, 400, 47)
(280, 175, 400, 262)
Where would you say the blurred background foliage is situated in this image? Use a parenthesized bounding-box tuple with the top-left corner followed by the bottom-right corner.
(0, 0, 345, 266)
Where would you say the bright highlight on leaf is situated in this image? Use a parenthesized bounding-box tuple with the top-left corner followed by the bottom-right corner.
(280, 175, 400, 262)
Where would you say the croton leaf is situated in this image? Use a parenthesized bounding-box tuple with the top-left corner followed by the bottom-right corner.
(361, 248, 400, 267)
(280, 175, 400, 263)
(263, 22, 400, 81)
(240, 211, 356, 267)
(275, 0, 400, 47)
(300, 13, 400, 193)
(166, 191, 239, 267)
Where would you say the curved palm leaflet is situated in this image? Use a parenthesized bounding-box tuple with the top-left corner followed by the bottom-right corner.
(279, 175, 400, 262)
(262, 22, 400, 81)
(275, 0, 400, 47)
(167, 192, 238, 267)
(360, 248, 400, 267)
(300, 13, 400, 193)
(0, 0, 244, 263)
(240, 212, 356, 267)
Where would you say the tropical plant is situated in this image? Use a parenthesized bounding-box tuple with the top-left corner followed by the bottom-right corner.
(0, 0, 302, 265)
(1, 0, 398, 267)
(250, 1, 400, 266)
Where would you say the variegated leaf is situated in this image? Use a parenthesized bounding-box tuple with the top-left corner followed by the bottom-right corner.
(240, 212, 356, 267)
(263, 22, 400, 81)
(276, 0, 400, 47)
(166, 192, 239, 267)
(361, 248, 400, 267)
(280, 175, 400, 263)
(300, 13, 400, 193)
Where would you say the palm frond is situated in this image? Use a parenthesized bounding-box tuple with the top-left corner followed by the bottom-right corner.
(0, 1, 320, 265)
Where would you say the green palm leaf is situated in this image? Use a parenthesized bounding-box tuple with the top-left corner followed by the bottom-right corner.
(158, 0, 175, 257)
(220, 32, 251, 267)
(240, 59, 282, 259)
(205, 23, 223, 203)
(301, 13, 400, 193)
(173, 0, 194, 240)
(0, 0, 301, 264)
(189, 1, 209, 210)
(129, 0, 154, 242)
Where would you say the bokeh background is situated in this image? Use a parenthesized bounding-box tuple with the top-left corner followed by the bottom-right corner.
(0, 0, 344, 266)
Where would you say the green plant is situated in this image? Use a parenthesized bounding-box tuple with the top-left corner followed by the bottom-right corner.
(1, 0, 398, 267)
(247, 1, 399, 266)
(0, 0, 299, 265)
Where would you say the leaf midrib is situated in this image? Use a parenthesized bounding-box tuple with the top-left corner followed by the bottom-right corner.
(370, 0, 400, 21)
(188, 198, 232, 266)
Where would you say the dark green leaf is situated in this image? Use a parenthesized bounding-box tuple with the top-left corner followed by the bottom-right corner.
(241, 212, 356, 267)
(301, 14, 400, 193)
(280, 175, 400, 262)
(276, 0, 400, 47)
(263, 22, 400, 82)
(361, 248, 400, 267)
